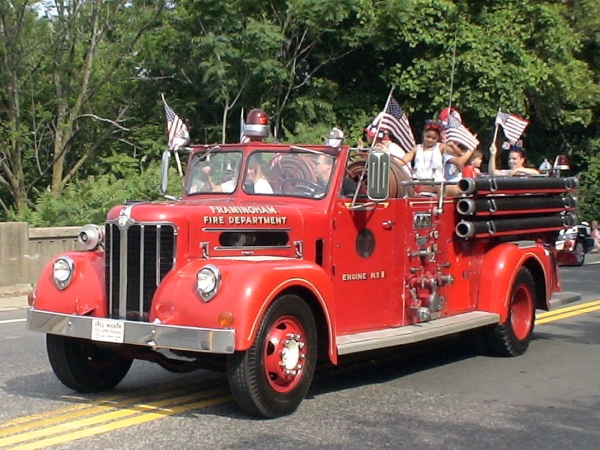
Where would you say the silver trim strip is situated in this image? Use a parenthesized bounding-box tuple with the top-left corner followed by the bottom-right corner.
(155, 224, 161, 286)
(118, 224, 128, 318)
(336, 311, 500, 355)
(27, 309, 236, 354)
(214, 245, 292, 251)
(139, 224, 145, 317)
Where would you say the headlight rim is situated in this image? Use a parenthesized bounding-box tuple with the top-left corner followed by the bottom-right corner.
(196, 264, 222, 302)
(53, 256, 75, 290)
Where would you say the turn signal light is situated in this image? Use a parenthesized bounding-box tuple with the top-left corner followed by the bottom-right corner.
(218, 311, 234, 328)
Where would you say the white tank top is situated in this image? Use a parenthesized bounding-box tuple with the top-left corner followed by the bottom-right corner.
(413, 144, 443, 181)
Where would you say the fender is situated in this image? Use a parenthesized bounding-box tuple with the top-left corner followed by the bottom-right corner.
(477, 243, 550, 322)
(153, 257, 337, 361)
(32, 251, 106, 316)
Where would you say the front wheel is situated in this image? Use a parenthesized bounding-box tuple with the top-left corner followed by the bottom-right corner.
(227, 294, 317, 418)
(485, 267, 536, 357)
(46, 334, 133, 392)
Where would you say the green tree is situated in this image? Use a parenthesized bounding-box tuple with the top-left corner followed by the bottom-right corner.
(3, 0, 600, 224)
(0, 0, 166, 214)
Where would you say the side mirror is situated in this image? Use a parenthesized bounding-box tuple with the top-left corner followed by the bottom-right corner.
(160, 149, 171, 194)
(367, 149, 390, 201)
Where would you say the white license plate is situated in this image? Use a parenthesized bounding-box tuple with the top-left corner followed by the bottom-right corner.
(91, 319, 125, 343)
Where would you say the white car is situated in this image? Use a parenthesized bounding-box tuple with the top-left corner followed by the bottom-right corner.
(555, 222, 595, 266)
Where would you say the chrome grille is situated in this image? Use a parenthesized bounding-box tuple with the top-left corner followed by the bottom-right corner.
(105, 223, 176, 321)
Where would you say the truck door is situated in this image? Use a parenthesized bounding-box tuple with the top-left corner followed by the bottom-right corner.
(330, 199, 403, 334)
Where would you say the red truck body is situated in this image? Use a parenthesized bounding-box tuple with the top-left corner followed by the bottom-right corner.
(27, 141, 577, 418)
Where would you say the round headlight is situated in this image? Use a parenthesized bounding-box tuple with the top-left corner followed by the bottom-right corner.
(53, 256, 75, 290)
(78, 224, 104, 251)
(196, 265, 221, 302)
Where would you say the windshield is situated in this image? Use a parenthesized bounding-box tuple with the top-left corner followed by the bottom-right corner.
(187, 150, 337, 198)
(187, 151, 243, 194)
(246, 151, 336, 198)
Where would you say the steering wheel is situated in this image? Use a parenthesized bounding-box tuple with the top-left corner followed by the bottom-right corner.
(280, 178, 324, 196)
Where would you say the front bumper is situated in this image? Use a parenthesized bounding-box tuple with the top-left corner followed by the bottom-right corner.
(27, 309, 236, 354)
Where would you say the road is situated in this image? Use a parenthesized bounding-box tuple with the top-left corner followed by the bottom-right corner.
(0, 255, 599, 450)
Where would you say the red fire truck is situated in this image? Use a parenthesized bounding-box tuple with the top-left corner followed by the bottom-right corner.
(27, 112, 578, 418)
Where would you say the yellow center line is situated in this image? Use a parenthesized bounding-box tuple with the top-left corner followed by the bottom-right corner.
(0, 386, 229, 448)
(537, 303, 600, 325)
(537, 298, 600, 320)
(0, 374, 228, 436)
(0, 398, 119, 431)
(11, 396, 233, 450)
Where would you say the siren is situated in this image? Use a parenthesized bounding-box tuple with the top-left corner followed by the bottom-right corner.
(243, 109, 270, 140)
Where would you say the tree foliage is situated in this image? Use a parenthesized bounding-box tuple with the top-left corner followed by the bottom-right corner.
(1, 0, 600, 225)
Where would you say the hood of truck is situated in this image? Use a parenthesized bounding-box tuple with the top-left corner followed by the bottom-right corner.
(106, 198, 325, 261)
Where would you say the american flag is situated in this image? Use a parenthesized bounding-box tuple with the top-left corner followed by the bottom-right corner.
(495, 111, 528, 144)
(162, 96, 189, 150)
(376, 97, 415, 153)
(445, 114, 479, 150)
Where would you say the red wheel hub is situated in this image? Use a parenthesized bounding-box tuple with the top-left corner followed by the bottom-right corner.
(263, 315, 307, 393)
(511, 285, 534, 340)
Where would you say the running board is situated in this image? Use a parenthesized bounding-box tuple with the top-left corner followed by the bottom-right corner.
(336, 311, 500, 356)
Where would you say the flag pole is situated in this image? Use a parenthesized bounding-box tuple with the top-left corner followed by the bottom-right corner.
(372, 86, 395, 142)
(488, 108, 502, 174)
(447, 30, 458, 113)
(174, 151, 183, 178)
(491, 107, 501, 147)
(240, 108, 245, 142)
(161, 93, 184, 181)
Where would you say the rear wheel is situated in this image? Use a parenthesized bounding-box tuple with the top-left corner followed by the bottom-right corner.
(227, 294, 317, 418)
(485, 267, 536, 357)
(46, 334, 133, 392)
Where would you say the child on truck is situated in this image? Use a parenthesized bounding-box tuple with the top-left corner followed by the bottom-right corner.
(399, 120, 445, 195)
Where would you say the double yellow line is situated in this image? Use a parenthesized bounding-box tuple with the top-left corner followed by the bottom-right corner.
(0, 375, 231, 449)
(537, 298, 600, 325)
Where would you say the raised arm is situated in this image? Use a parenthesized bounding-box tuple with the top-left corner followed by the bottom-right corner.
(488, 144, 500, 174)
(444, 142, 474, 170)
(201, 166, 225, 192)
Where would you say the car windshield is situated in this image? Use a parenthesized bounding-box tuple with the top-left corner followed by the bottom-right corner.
(186, 151, 243, 194)
(187, 150, 336, 198)
(243, 151, 335, 198)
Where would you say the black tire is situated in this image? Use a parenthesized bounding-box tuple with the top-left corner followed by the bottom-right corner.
(46, 334, 133, 392)
(485, 267, 536, 357)
(574, 241, 585, 266)
(227, 294, 317, 418)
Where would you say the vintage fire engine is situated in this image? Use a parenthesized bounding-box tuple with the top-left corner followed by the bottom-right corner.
(27, 110, 578, 418)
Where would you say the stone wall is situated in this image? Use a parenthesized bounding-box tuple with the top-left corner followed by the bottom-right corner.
(0, 222, 80, 287)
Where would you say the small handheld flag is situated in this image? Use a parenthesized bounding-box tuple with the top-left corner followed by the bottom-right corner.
(495, 111, 528, 144)
(162, 94, 189, 150)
